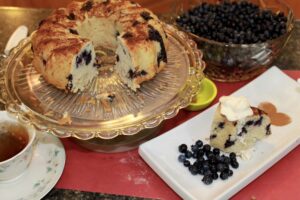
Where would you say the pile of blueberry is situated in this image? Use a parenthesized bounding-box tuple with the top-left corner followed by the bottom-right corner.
(178, 140, 239, 185)
(176, 1, 288, 44)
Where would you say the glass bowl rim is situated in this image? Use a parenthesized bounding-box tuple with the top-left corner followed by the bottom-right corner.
(175, 0, 295, 47)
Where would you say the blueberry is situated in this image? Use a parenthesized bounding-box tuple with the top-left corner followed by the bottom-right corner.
(227, 169, 233, 177)
(213, 148, 220, 155)
(189, 165, 198, 175)
(193, 160, 202, 168)
(67, 12, 75, 20)
(212, 173, 218, 180)
(206, 151, 214, 159)
(202, 161, 210, 171)
(203, 144, 211, 152)
(178, 144, 188, 153)
(185, 150, 193, 159)
(140, 11, 153, 21)
(204, 169, 213, 176)
(82, 50, 92, 65)
(223, 156, 231, 165)
(195, 140, 203, 147)
(220, 172, 229, 180)
(183, 160, 191, 167)
(229, 152, 236, 159)
(192, 152, 198, 159)
(81, 0, 93, 12)
(202, 175, 213, 185)
(65, 82, 73, 91)
(217, 163, 226, 172)
(177, 1, 288, 44)
(215, 155, 222, 162)
(107, 94, 115, 103)
(198, 168, 205, 175)
(231, 161, 239, 169)
(230, 157, 237, 163)
(69, 29, 78, 35)
(191, 144, 199, 152)
(178, 154, 186, 162)
(208, 156, 218, 165)
(210, 134, 217, 139)
(66, 74, 73, 81)
(196, 155, 205, 163)
(209, 164, 217, 173)
(254, 116, 263, 126)
(219, 155, 227, 163)
(218, 122, 225, 129)
(197, 149, 205, 157)
(76, 56, 83, 67)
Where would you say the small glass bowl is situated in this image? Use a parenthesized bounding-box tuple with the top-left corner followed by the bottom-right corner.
(173, 0, 294, 82)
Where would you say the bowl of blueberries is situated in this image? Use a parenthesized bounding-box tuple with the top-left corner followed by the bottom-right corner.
(175, 0, 294, 82)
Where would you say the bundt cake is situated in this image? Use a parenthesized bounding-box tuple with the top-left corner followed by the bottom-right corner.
(31, 0, 168, 93)
(210, 96, 272, 154)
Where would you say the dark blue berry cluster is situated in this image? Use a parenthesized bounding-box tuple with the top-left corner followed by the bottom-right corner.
(176, 1, 288, 44)
(76, 50, 92, 68)
(178, 140, 239, 185)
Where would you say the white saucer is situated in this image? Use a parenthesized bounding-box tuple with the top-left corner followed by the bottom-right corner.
(0, 131, 66, 200)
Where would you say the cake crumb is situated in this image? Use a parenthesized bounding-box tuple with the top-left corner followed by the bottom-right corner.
(107, 94, 115, 103)
(85, 108, 91, 113)
(239, 148, 255, 160)
(44, 110, 54, 117)
(100, 98, 112, 113)
(251, 195, 256, 200)
(58, 112, 72, 125)
(79, 96, 89, 104)
(87, 98, 96, 105)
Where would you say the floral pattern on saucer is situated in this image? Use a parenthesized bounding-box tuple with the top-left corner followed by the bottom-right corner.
(0, 133, 65, 200)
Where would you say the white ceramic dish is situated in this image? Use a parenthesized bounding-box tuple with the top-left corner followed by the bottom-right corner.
(139, 67, 300, 200)
(0, 113, 66, 200)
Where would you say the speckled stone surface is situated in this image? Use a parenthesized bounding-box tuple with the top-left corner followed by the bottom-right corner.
(273, 21, 300, 70)
(0, 7, 299, 200)
(42, 189, 155, 200)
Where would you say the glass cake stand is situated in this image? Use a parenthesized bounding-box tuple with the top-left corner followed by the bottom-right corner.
(0, 23, 205, 152)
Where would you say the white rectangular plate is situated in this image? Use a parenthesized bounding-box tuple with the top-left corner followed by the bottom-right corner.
(139, 67, 300, 200)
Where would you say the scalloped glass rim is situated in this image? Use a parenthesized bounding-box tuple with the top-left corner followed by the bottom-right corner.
(1, 23, 205, 140)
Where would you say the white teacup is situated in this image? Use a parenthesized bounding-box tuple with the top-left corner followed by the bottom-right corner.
(0, 112, 36, 182)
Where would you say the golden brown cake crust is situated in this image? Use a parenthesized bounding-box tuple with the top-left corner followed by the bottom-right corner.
(32, 0, 168, 92)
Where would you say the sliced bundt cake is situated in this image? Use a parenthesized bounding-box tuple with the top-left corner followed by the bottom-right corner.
(210, 96, 272, 154)
(31, 0, 168, 93)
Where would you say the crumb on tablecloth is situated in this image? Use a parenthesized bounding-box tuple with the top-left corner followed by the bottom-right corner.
(58, 111, 72, 125)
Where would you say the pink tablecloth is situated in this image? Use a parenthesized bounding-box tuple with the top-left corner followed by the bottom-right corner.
(56, 70, 300, 200)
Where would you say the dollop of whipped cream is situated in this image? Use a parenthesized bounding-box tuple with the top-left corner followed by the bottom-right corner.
(220, 96, 253, 121)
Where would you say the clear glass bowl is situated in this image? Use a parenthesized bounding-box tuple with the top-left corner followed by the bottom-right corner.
(0, 23, 205, 143)
(172, 0, 294, 82)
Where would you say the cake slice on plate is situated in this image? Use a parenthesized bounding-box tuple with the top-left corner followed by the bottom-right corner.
(210, 96, 271, 154)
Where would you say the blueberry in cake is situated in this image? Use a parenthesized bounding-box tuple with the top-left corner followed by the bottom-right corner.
(31, 0, 168, 93)
(210, 96, 271, 154)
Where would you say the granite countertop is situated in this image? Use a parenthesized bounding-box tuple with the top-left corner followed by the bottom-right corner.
(43, 188, 155, 200)
(0, 6, 299, 200)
